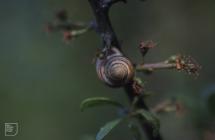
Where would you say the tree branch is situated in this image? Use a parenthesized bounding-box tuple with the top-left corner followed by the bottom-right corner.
(125, 82, 163, 140)
(88, 0, 124, 50)
(88, 0, 163, 140)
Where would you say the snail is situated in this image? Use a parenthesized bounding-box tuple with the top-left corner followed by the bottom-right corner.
(96, 47, 135, 87)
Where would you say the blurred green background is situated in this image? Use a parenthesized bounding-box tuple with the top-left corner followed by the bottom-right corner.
(0, 0, 214, 140)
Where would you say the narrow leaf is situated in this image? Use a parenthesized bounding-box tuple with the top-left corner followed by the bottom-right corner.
(135, 109, 160, 136)
(96, 118, 122, 140)
(80, 97, 124, 111)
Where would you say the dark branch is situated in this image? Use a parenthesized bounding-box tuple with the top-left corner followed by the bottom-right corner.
(125, 81, 163, 140)
(88, 0, 123, 50)
(103, 0, 127, 8)
(87, 0, 163, 140)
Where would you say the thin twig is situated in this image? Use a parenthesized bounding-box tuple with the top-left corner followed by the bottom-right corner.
(136, 54, 201, 76)
(136, 62, 176, 72)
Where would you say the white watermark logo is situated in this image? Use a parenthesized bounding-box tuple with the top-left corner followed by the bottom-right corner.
(5, 123, 19, 136)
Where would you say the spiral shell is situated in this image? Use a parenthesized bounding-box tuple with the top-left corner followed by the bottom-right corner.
(96, 47, 134, 87)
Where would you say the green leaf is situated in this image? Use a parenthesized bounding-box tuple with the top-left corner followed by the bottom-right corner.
(80, 97, 124, 111)
(134, 109, 160, 136)
(96, 118, 122, 140)
(128, 123, 142, 140)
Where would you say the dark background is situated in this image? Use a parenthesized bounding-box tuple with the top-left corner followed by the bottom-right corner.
(0, 0, 214, 140)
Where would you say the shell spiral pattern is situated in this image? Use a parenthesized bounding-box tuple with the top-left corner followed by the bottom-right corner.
(96, 47, 134, 87)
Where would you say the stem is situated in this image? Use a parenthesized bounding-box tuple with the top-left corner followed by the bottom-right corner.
(88, 0, 122, 49)
(125, 82, 163, 140)
(136, 62, 176, 72)
(87, 0, 163, 140)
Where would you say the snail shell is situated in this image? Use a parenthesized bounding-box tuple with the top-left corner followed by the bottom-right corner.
(96, 47, 135, 87)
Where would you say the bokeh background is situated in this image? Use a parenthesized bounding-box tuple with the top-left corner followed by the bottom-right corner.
(0, 0, 214, 140)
